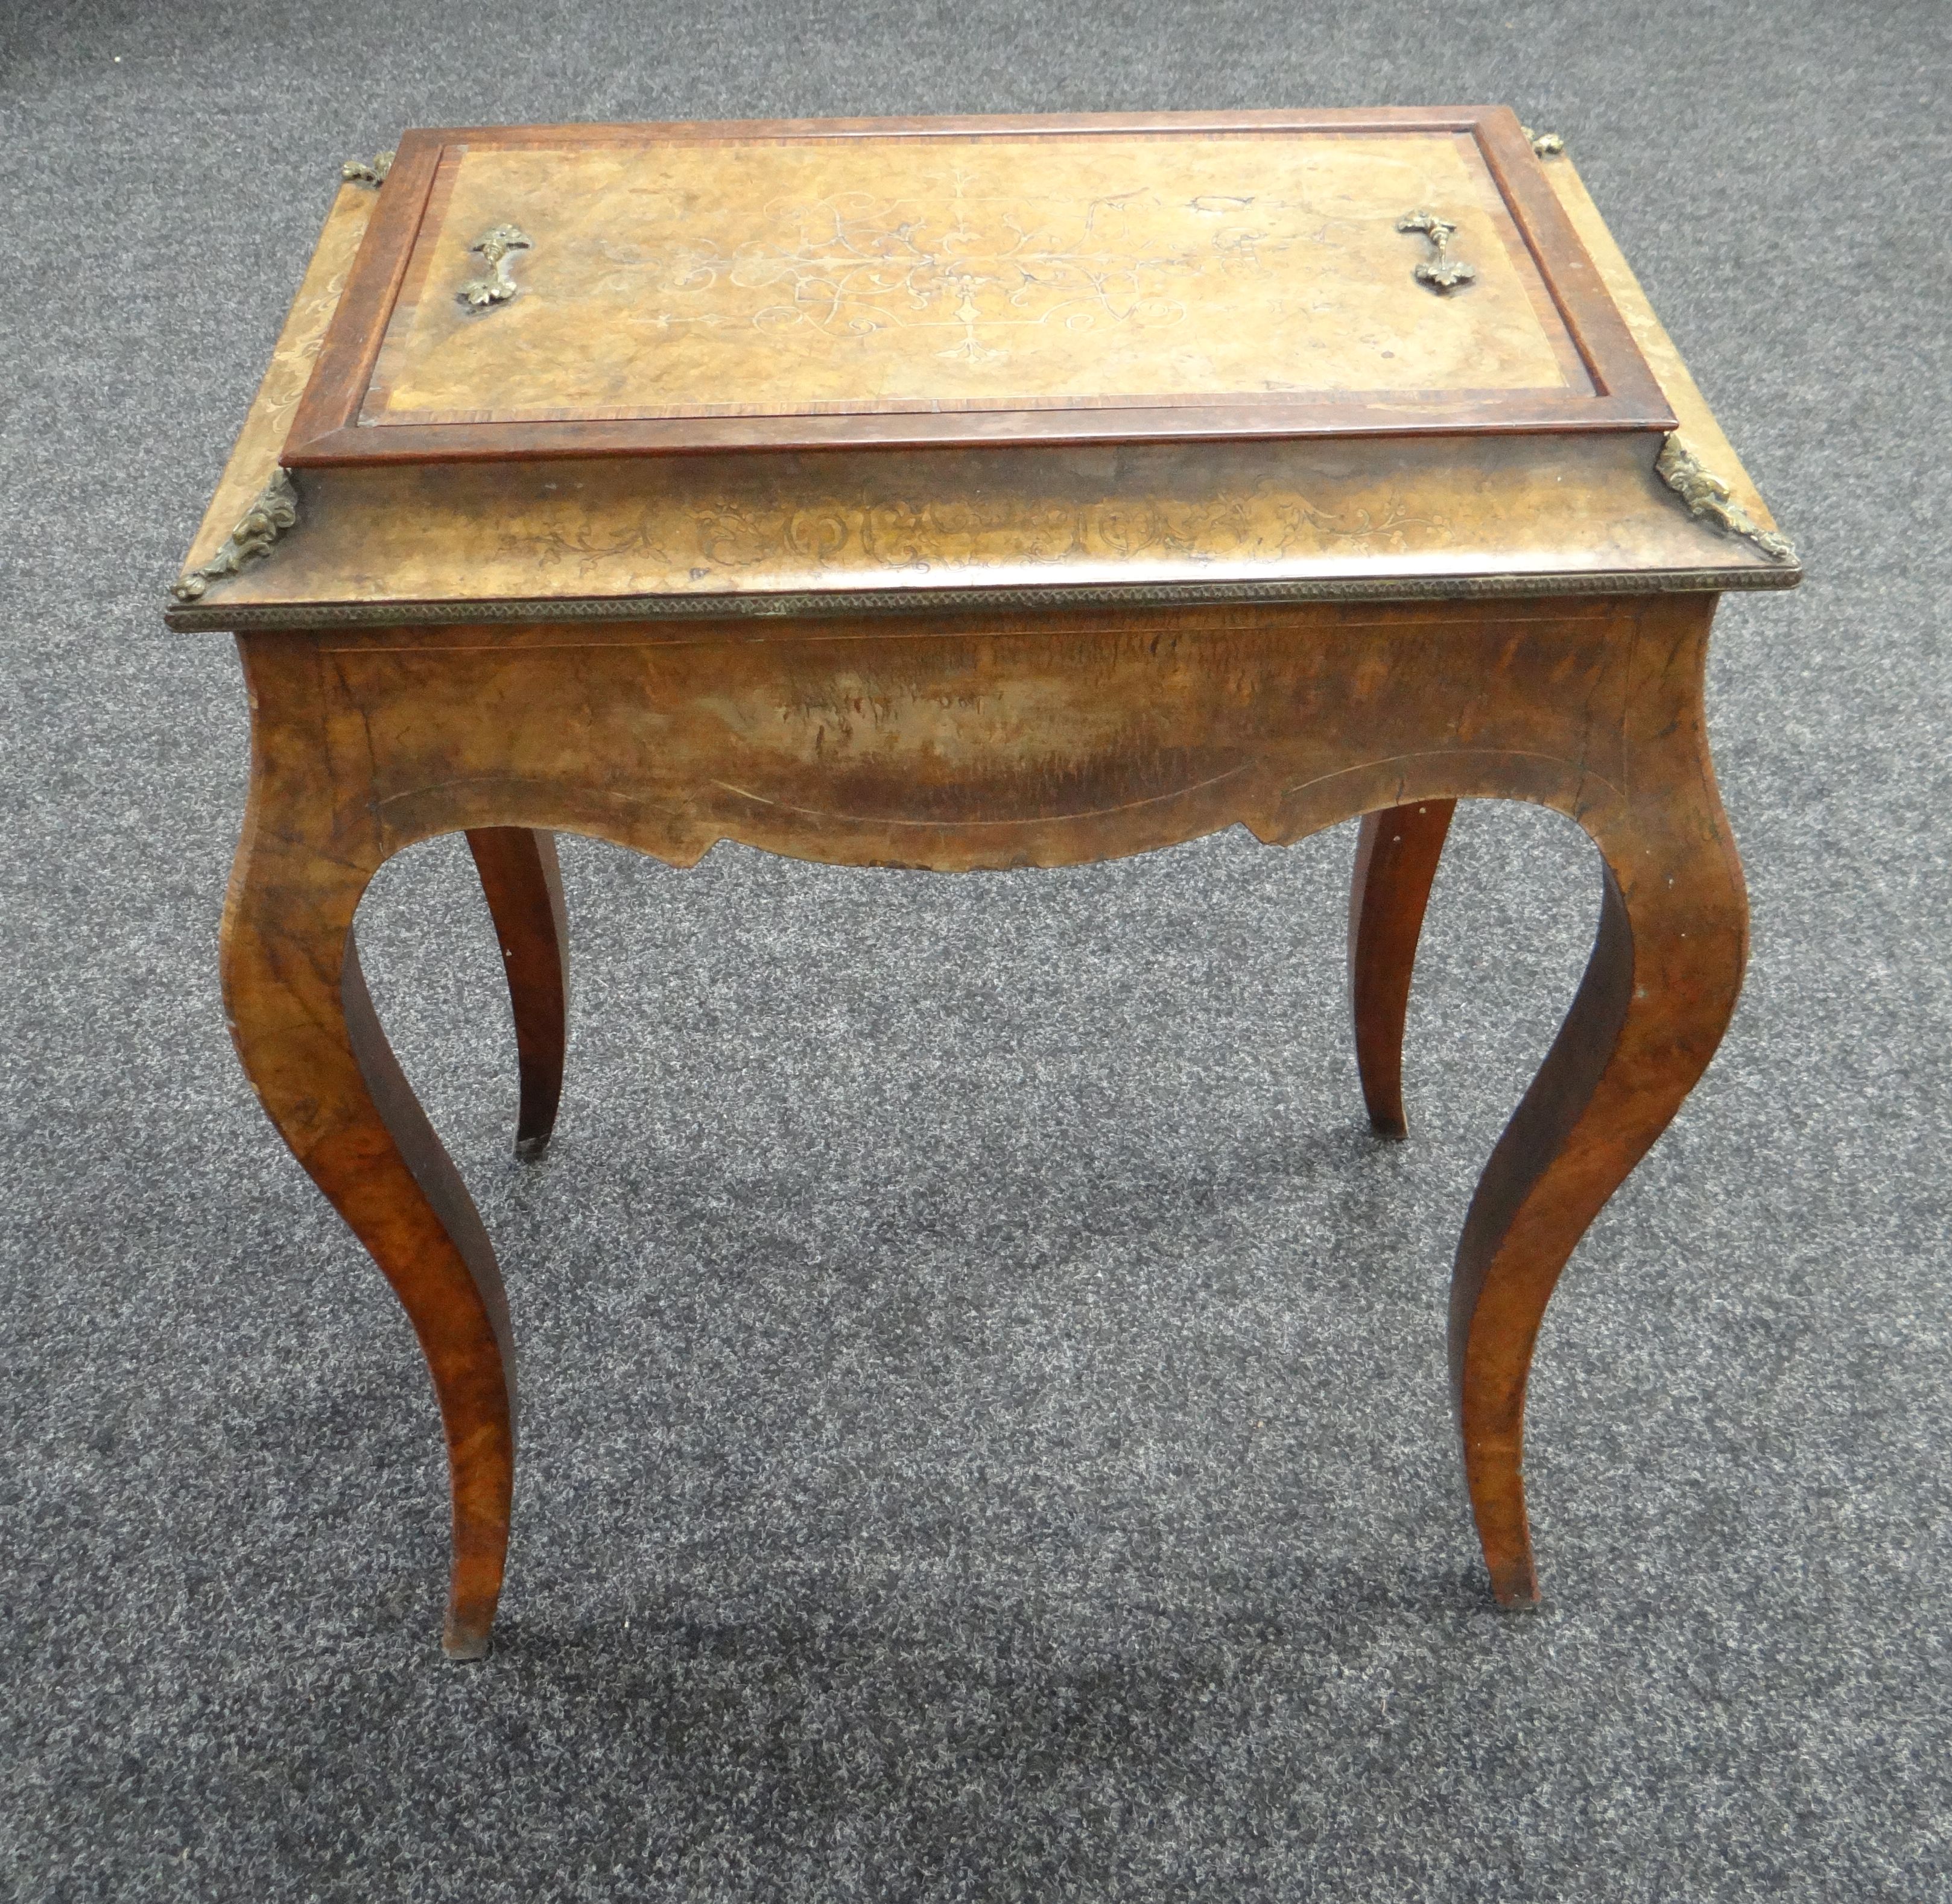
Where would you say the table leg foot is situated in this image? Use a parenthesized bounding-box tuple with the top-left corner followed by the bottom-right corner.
(1348, 800, 1455, 1139)
(1450, 797, 1746, 1606)
(1486, 1555, 1544, 1610)
(223, 832, 519, 1660)
(442, 1619, 494, 1663)
(466, 827, 569, 1160)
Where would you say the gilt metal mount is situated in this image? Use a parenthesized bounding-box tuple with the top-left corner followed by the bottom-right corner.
(458, 226, 532, 311)
(341, 150, 395, 186)
(1397, 212, 1476, 293)
(1520, 125, 1566, 159)
(1656, 435, 1796, 563)
(170, 470, 299, 603)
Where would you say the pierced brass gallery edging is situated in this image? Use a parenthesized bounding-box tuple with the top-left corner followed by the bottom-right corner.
(161, 561, 1802, 633)
(1656, 434, 1797, 563)
(458, 226, 532, 311)
(1521, 126, 1565, 159)
(169, 470, 299, 604)
(1397, 212, 1475, 293)
(341, 150, 395, 186)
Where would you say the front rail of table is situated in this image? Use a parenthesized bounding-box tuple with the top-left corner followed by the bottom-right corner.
(220, 589, 1746, 1659)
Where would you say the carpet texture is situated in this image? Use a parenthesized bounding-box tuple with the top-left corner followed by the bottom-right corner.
(2, 1, 1948, 1898)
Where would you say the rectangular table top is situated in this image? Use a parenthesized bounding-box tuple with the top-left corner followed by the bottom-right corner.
(166, 109, 1799, 630)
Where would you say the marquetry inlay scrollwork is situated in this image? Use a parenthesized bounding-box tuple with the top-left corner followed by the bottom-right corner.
(1655, 435, 1796, 563)
(458, 226, 532, 311)
(170, 470, 299, 602)
(1396, 212, 1476, 293)
(504, 484, 1448, 582)
(341, 150, 395, 186)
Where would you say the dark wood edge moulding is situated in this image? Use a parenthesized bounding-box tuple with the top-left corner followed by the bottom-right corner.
(282, 106, 1675, 468)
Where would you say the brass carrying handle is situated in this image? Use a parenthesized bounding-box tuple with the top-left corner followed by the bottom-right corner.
(458, 224, 532, 311)
(1397, 211, 1475, 293)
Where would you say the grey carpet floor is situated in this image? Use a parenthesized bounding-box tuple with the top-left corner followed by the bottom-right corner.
(3, 1, 1948, 1898)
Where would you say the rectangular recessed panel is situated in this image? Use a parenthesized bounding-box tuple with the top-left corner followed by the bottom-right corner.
(284, 111, 1673, 463)
(363, 130, 1588, 424)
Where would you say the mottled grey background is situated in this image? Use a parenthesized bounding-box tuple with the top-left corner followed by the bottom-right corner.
(2, 1, 1948, 1898)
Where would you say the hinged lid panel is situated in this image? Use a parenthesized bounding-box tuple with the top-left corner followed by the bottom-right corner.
(285, 107, 1672, 464)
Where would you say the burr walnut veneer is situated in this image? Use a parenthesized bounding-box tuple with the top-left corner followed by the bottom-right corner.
(166, 109, 1796, 1660)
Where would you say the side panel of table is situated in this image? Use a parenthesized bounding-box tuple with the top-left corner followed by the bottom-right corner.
(218, 590, 1746, 1653)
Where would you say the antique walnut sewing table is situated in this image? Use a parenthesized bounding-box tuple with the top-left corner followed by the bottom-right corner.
(166, 109, 1797, 1660)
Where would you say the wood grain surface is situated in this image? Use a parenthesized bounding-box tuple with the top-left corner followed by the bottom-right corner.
(365, 130, 1583, 422)
(220, 589, 1747, 1650)
(1349, 798, 1456, 1139)
(179, 183, 376, 577)
(281, 107, 1673, 463)
(171, 423, 1792, 631)
(464, 827, 569, 1160)
(168, 120, 1808, 628)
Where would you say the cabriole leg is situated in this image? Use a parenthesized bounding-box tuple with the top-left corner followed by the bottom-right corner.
(223, 765, 517, 1659)
(1451, 739, 1747, 1607)
(1348, 799, 1456, 1137)
(465, 827, 570, 1160)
